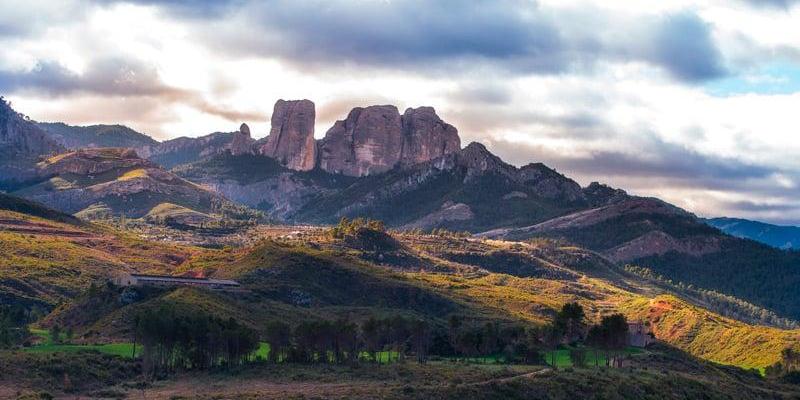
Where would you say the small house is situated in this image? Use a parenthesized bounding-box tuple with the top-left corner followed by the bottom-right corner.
(627, 321, 655, 348)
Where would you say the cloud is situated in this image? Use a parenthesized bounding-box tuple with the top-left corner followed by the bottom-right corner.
(650, 13, 727, 82)
(0, 58, 261, 122)
(0, 58, 175, 97)
(179, 0, 728, 84)
(739, 0, 800, 9)
(485, 132, 785, 193)
(97, 0, 243, 18)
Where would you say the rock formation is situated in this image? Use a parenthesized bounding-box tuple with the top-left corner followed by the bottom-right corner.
(318, 105, 461, 177)
(318, 105, 404, 176)
(229, 123, 254, 156)
(259, 99, 316, 171)
(399, 107, 460, 167)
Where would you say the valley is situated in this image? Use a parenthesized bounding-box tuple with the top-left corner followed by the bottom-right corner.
(2, 97, 800, 399)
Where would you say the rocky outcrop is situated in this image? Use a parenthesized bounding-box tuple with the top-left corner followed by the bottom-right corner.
(259, 99, 316, 171)
(318, 105, 404, 176)
(518, 163, 583, 202)
(318, 105, 461, 177)
(229, 123, 255, 156)
(399, 107, 460, 167)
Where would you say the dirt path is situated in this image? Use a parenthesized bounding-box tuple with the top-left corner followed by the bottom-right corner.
(467, 367, 552, 386)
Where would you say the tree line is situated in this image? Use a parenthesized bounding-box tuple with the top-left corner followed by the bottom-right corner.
(134, 306, 259, 377)
(623, 264, 799, 329)
(0, 305, 30, 349)
(130, 302, 637, 375)
(263, 315, 432, 364)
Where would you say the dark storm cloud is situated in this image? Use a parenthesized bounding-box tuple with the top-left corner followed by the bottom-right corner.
(235, 0, 568, 73)
(0, 0, 723, 84)
(152, 0, 725, 84)
(650, 13, 727, 82)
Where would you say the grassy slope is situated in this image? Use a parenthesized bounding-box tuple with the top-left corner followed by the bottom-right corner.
(0, 209, 218, 308)
(37, 232, 799, 372)
(0, 192, 81, 225)
(516, 205, 800, 321)
(620, 295, 800, 370)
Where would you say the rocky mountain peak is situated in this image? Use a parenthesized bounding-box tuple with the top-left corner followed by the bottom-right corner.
(318, 105, 404, 177)
(399, 106, 460, 167)
(455, 142, 510, 172)
(583, 181, 629, 206)
(518, 163, 584, 201)
(239, 123, 251, 137)
(319, 104, 461, 177)
(259, 99, 316, 171)
(230, 123, 255, 156)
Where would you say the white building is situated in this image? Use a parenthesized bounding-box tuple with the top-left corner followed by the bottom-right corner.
(119, 273, 241, 291)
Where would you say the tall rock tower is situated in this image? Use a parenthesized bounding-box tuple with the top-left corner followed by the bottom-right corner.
(259, 99, 316, 171)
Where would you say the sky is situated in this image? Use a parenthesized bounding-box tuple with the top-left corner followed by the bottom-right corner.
(1, 0, 799, 224)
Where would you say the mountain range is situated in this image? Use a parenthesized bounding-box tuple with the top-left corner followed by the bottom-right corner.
(2, 96, 799, 322)
(706, 217, 800, 250)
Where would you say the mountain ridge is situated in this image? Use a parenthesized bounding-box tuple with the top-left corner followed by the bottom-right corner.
(705, 217, 800, 249)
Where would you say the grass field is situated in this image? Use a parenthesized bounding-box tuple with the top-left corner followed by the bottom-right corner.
(445, 346, 643, 368)
(549, 346, 643, 367)
(24, 342, 140, 358)
(26, 328, 140, 358)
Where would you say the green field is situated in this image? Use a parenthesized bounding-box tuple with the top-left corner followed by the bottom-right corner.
(444, 346, 643, 368)
(26, 328, 140, 358)
(24, 342, 140, 358)
(254, 342, 399, 364)
(26, 330, 642, 368)
(549, 346, 643, 367)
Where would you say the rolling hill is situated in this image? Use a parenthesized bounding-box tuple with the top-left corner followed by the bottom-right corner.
(37, 122, 158, 150)
(479, 197, 800, 321)
(8, 147, 254, 220)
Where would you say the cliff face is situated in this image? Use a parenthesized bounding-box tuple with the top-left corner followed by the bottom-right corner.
(318, 105, 404, 176)
(258, 99, 316, 171)
(399, 106, 460, 167)
(230, 123, 255, 156)
(318, 105, 460, 177)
